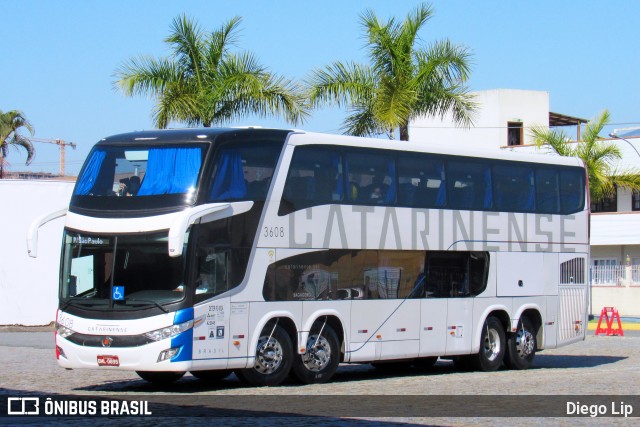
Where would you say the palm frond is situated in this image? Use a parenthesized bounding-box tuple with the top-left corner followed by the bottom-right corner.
(0, 110, 35, 169)
(607, 168, 640, 193)
(530, 126, 575, 157)
(306, 61, 376, 108)
(582, 109, 610, 144)
(342, 102, 386, 137)
(152, 82, 198, 128)
(114, 56, 184, 97)
(398, 3, 433, 58)
(206, 16, 242, 70)
(165, 14, 205, 83)
(209, 52, 310, 125)
(373, 75, 416, 129)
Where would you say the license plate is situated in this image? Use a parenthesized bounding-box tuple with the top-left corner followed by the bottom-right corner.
(97, 355, 120, 367)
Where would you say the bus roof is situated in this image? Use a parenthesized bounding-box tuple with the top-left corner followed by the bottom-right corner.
(96, 127, 584, 169)
(97, 127, 293, 145)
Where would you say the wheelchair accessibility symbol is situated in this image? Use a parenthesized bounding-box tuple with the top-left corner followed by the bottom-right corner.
(112, 286, 124, 301)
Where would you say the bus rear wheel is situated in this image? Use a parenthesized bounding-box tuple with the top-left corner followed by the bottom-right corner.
(292, 323, 340, 384)
(472, 316, 505, 371)
(505, 317, 536, 370)
(236, 322, 293, 387)
(136, 371, 185, 384)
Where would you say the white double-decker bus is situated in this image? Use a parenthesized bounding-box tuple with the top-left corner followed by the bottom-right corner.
(36, 127, 589, 385)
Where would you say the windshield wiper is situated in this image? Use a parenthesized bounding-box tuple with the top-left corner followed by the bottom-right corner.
(122, 298, 169, 313)
(60, 297, 107, 311)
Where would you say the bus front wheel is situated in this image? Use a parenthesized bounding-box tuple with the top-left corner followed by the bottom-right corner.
(136, 371, 185, 384)
(292, 323, 340, 384)
(236, 322, 293, 387)
(472, 316, 505, 371)
(505, 317, 536, 370)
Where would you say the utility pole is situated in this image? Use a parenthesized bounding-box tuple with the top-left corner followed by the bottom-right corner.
(30, 138, 77, 176)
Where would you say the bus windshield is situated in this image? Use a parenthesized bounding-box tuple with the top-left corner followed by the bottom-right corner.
(60, 231, 187, 311)
(71, 144, 207, 211)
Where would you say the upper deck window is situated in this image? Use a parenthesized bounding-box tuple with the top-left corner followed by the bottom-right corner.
(71, 144, 207, 212)
(207, 142, 282, 202)
(278, 145, 585, 216)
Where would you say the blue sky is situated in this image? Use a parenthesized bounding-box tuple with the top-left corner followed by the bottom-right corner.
(2, 0, 639, 175)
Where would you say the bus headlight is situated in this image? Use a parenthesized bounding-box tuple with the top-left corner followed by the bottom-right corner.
(144, 320, 193, 342)
(157, 347, 181, 362)
(56, 323, 75, 338)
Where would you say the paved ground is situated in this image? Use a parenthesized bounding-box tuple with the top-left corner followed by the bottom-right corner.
(1, 330, 638, 426)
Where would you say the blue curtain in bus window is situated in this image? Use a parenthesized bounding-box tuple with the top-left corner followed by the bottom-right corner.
(74, 150, 106, 195)
(525, 170, 535, 211)
(332, 153, 343, 200)
(209, 149, 247, 200)
(384, 160, 396, 203)
(137, 149, 174, 195)
(483, 167, 493, 209)
(436, 162, 446, 207)
(169, 147, 202, 193)
(345, 156, 357, 200)
(137, 147, 201, 195)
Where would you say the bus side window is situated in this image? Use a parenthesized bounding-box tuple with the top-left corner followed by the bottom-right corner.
(493, 164, 535, 212)
(446, 160, 486, 211)
(397, 154, 445, 208)
(424, 251, 488, 298)
(344, 151, 396, 205)
(536, 169, 560, 214)
(279, 147, 343, 215)
(209, 142, 281, 203)
(560, 169, 585, 214)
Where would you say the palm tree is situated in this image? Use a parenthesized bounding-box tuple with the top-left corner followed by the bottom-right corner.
(0, 110, 35, 179)
(114, 15, 309, 128)
(531, 109, 640, 204)
(307, 3, 475, 141)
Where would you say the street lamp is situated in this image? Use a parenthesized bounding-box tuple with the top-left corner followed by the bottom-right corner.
(609, 127, 640, 159)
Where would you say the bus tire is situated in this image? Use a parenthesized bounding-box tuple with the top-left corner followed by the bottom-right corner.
(136, 371, 185, 384)
(505, 316, 536, 370)
(236, 323, 293, 387)
(292, 323, 340, 384)
(190, 369, 231, 382)
(472, 316, 505, 372)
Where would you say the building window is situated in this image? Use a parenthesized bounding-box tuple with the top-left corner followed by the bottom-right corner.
(590, 190, 617, 213)
(507, 122, 523, 146)
(632, 190, 640, 211)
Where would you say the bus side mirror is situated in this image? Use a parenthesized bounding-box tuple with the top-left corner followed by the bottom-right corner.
(27, 208, 68, 258)
(167, 201, 253, 257)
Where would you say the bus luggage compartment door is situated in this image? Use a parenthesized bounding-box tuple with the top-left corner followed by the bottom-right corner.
(496, 252, 545, 297)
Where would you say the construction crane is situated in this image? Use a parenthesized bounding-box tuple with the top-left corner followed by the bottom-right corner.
(29, 137, 77, 176)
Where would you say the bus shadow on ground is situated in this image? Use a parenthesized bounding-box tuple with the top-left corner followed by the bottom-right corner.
(73, 354, 626, 394)
(532, 354, 627, 369)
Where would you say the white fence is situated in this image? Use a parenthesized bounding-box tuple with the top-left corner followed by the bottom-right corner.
(0, 180, 74, 325)
(590, 265, 640, 286)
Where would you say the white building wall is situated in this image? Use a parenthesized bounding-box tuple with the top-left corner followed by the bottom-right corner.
(617, 187, 633, 212)
(592, 286, 640, 317)
(0, 180, 74, 325)
(409, 89, 550, 149)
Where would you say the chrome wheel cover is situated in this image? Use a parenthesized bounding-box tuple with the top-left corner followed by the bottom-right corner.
(301, 334, 331, 372)
(482, 327, 501, 362)
(254, 336, 283, 374)
(515, 327, 535, 358)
